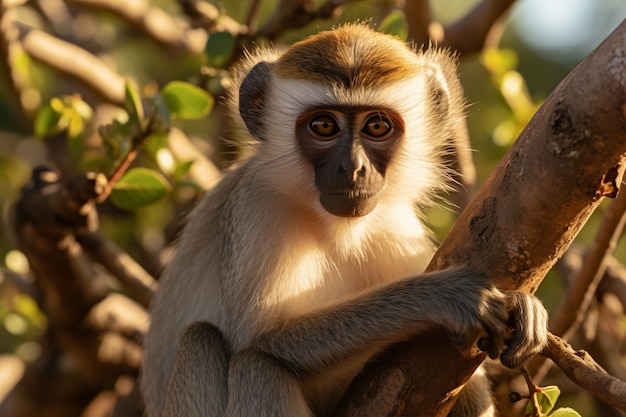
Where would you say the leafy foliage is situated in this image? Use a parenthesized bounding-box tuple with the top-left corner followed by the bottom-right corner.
(525, 385, 582, 417)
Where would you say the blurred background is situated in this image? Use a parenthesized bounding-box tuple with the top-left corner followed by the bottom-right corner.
(0, 1, 625, 416)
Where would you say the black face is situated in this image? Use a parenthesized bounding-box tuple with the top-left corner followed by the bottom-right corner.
(296, 107, 404, 217)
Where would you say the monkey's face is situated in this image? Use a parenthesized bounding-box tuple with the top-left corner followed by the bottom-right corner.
(235, 24, 455, 220)
(296, 108, 404, 217)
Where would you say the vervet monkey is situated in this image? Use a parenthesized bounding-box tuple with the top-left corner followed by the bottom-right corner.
(141, 24, 548, 417)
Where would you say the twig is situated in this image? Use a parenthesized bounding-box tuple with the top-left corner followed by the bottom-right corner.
(542, 332, 626, 412)
(520, 367, 541, 416)
(97, 109, 161, 204)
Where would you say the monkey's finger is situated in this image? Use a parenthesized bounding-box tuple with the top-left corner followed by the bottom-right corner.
(499, 292, 548, 368)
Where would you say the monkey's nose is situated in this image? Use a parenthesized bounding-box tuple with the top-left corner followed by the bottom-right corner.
(340, 153, 366, 183)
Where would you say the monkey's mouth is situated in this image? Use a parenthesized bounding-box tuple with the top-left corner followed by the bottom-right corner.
(319, 189, 379, 217)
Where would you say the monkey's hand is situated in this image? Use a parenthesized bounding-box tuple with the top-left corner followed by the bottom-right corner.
(438, 270, 509, 360)
(498, 291, 549, 368)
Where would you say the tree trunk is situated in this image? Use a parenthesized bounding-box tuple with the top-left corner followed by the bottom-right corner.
(336, 18, 626, 417)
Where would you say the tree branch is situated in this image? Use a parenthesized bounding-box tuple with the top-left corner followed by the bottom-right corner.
(65, 0, 206, 53)
(542, 333, 626, 412)
(551, 170, 626, 340)
(404, 0, 517, 53)
(21, 28, 126, 105)
(254, 0, 349, 40)
(78, 232, 157, 309)
(337, 18, 626, 417)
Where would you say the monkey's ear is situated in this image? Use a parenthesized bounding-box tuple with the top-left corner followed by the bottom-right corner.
(239, 62, 272, 141)
(426, 74, 450, 119)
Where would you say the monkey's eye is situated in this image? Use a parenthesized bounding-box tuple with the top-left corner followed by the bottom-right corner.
(309, 114, 339, 139)
(362, 115, 392, 139)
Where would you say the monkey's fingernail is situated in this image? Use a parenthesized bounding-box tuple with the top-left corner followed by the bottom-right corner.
(477, 337, 491, 352)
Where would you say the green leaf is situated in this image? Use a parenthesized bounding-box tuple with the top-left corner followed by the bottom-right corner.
(205, 31, 237, 68)
(34, 102, 63, 137)
(380, 10, 408, 40)
(125, 81, 144, 126)
(173, 160, 195, 180)
(550, 407, 582, 417)
(161, 81, 214, 120)
(526, 385, 561, 416)
(110, 168, 170, 210)
(67, 112, 85, 140)
(145, 132, 170, 155)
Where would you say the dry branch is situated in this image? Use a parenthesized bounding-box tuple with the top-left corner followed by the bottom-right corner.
(4, 167, 144, 416)
(542, 333, 626, 411)
(336, 18, 626, 417)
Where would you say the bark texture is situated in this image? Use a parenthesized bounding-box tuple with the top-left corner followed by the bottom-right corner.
(336, 18, 626, 417)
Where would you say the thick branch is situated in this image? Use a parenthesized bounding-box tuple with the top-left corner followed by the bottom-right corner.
(551, 172, 626, 340)
(337, 18, 626, 417)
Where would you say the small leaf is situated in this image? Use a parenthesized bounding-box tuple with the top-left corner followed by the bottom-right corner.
(110, 168, 170, 210)
(72, 96, 93, 120)
(161, 81, 214, 120)
(526, 385, 561, 416)
(34, 102, 63, 137)
(173, 160, 195, 180)
(125, 81, 145, 126)
(50, 97, 66, 113)
(205, 31, 237, 68)
(380, 10, 408, 40)
(67, 112, 85, 139)
(550, 407, 582, 417)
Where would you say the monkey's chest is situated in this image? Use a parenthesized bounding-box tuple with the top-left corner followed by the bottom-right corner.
(266, 252, 426, 318)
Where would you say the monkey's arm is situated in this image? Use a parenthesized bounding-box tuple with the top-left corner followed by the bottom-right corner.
(250, 268, 541, 376)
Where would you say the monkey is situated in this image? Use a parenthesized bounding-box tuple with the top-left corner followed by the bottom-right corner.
(140, 24, 549, 417)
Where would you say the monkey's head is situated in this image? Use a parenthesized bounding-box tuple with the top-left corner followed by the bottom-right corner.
(232, 24, 463, 218)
